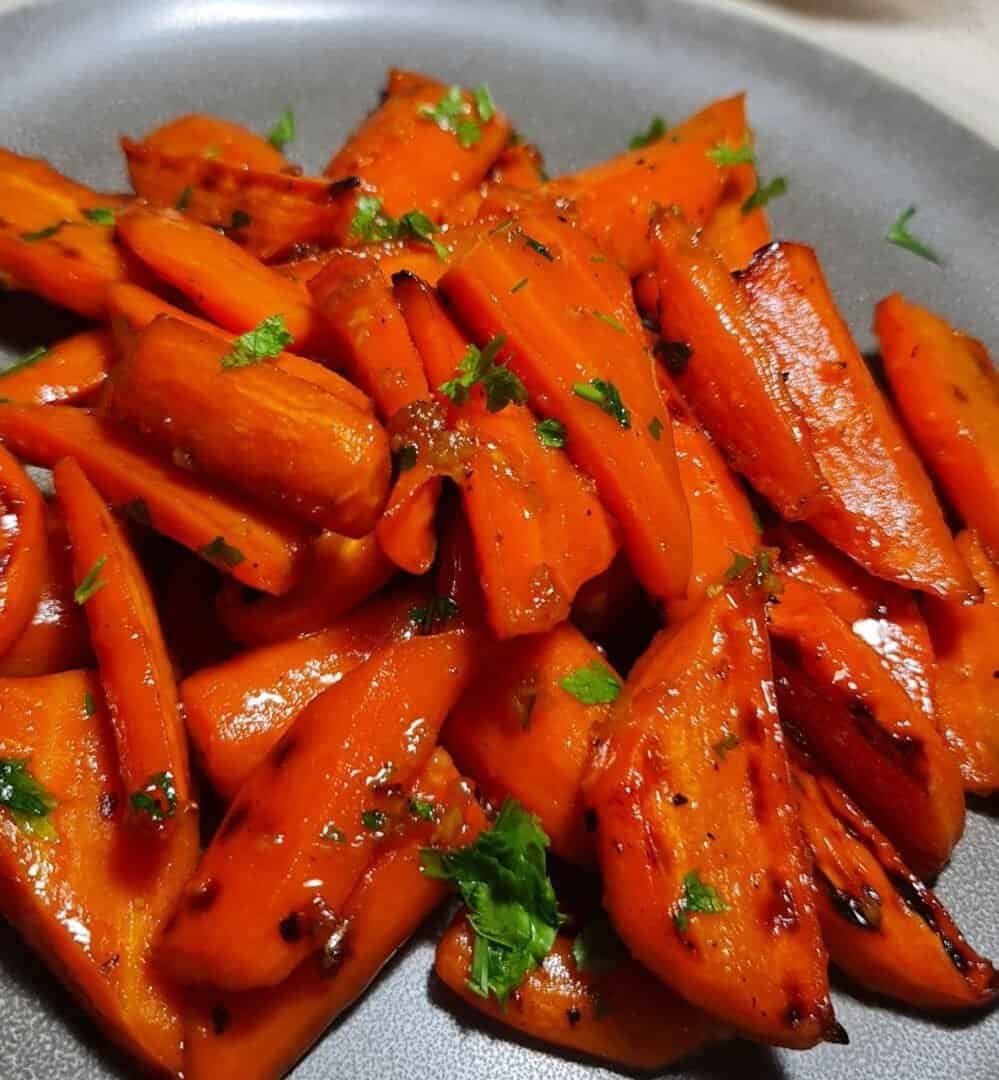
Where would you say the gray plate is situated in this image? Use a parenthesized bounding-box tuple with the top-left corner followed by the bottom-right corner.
(1, 0, 998, 1077)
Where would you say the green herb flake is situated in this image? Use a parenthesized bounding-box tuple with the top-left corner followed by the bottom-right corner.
(175, 185, 193, 211)
(21, 220, 70, 242)
(724, 551, 753, 582)
(409, 798, 439, 822)
(83, 691, 96, 718)
(409, 595, 461, 635)
(2, 344, 49, 377)
(397, 443, 418, 472)
(673, 870, 728, 933)
(510, 276, 529, 293)
(707, 141, 756, 166)
(592, 310, 625, 334)
(525, 235, 554, 261)
(474, 84, 496, 124)
(535, 418, 567, 449)
(648, 416, 664, 441)
(629, 115, 667, 150)
(708, 547, 783, 597)
(438, 334, 526, 412)
(267, 107, 296, 151)
(130, 770, 177, 823)
(714, 732, 742, 760)
(572, 911, 626, 975)
(0, 757, 57, 839)
(885, 206, 942, 265)
(398, 209, 449, 260)
(73, 555, 107, 605)
(361, 808, 387, 831)
(742, 175, 788, 214)
(418, 85, 483, 148)
(571, 379, 631, 429)
(220, 314, 292, 370)
(420, 798, 565, 1003)
(199, 535, 245, 569)
(560, 660, 621, 705)
(84, 206, 116, 226)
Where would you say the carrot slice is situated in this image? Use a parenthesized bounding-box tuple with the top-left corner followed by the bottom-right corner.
(156, 629, 478, 990)
(584, 577, 835, 1048)
(652, 212, 823, 520)
(0, 328, 112, 405)
(0, 443, 46, 657)
(183, 748, 485, 1080)
(0, 405, 305, 595)
(54, 457, 194, 830)
(743, 244, 975, 599)
(436, 916, 715, 1071)
(792, 746, 997, 1010)
(183, 583, 426, 799)
(769, 578, 965, 878)
(876, 293, 999, 562)
(440, 213, 690, 600)
(486, 139, 546, 188)
(0, 670, 197, 1073)
(139, 113, 289, 170)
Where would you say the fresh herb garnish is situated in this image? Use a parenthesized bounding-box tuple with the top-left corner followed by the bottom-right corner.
(409, 798, 439, 822)
(525, 235, 554, 261)
(648, 416, 664, 441)
(560, 661, 621, 705)
(714, 732, 742, 760)
(421, 799, 565, 1004)
(629, 115, 667, 150)
(657, 340, 692, 375)
(349, 196, 447, 258)
(886, 206, 942, 265)
(361, 809, 387, 831)
(418, 84, 494, 148)
(220, 314, 291, 370)
(708, 548, 782, 597)
(708, 141, 755, 166)
(673, 870, 728, 933)
(742, 175, 787, 213)
(74, 556, 107, 605)
(83, 691, 96, 718)
(510, 277, 529, 293)
(21, 220, 69, 242)
(592, 310, 625, 334)
(572, 379, 631, 429)
(84, 207, 116, 226)
(130, 770, 177, 822)
(175, 185, 192, 211)
(474, 84, 496, 124)
(267, 107, 296, 151)
(535, 418, 567, 449)
(438, 334, 527, 412)
(572, 911, 626, 975)
(397, 209, 448, 260)
(2, 344, 48, 376)
(199, 536, 245, 569)
(409, 595, 461, 635)
(0, 758, 57, 839)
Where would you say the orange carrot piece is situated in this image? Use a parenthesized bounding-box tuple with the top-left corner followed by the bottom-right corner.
(652, 212, 823, 520)
(0, 405, 305, 595)
(54, 458, 194, 829)
(325, 70, 511, 218)
(157, 629, 478, 990)
(0, 328, 112, 405)
(184, 748, 485, 1080)
(876, 293, 999, 562)
(0, 443, 46, 657)
(440, 213, 691, 600)
(0, 670, 198, 1074)
(486, 139, 546, 189)
(183, 583, 426, 799)
(139, 113, 289, 170)
(743, 244, 975, 599)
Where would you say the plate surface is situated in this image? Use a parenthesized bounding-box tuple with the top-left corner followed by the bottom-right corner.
(1, 1, 998, 1077)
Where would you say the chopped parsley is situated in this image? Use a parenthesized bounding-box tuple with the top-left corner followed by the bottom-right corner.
(421, 799, 565, 1004)
(673, 870, 728, 933)
(438, 334, 526, 412)
(409, 797, 439, 822)
(707, 141, 755, 166)
(592, 310, 625, 334)
(409, 595, 461, 635)
(571, 379, 631, 429)
(535, 418, 567, 449)
(21, 220, 69, 242)
(349, 196, 447, 258)
(130, 770, 177, 823)
(474, 84, 497, 123)
(657, 340, 692, 375)
(510, 276, 529, 293)
(175, 185, 192, 211)
(2, 344, 49, 376)
(742, 175, 788, 214)
(267, 107, 296, 151)
(648, 416, 664, 441)
(525, 235, 554, 261)
(886, 206, 942, 265)
(83, 691, 96, 718)
(0, 758, 57, 839)
(361, 808, 387, 831)
(73, 555, 107, 605)
(397, 210, 448, 260)
(84, 207, 116, 226)
(708, 548, 782, 597)
(560, 661, 621, 705)
(714, 732, 742, 760)
(220, 314, 292, 369)
(628, 115, 667, 150)
(199, 536, 245, 569)
(418, 83, 495, 148)
(572, 911, 626, 975)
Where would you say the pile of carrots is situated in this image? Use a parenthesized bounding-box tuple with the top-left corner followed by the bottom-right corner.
(0, 68, 997, 1078)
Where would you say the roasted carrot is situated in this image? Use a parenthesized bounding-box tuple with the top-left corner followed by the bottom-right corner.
(157, 629, 478, 990)
(104, 316, 390, 536)
(876, 293, 999, 562)
(440, 213, 691, 600)
(325, 70, 511, 218)
(0, 328, 112, 404)
(0, 443, 46, 658)
(183, 583, 426, 799)
(0, 405, 305, 595)
(792, 746, 997, 1010)
(652, 212, 823, 520)
(769, 578, 965, 878)
(486, 139, 546, 188)
(139, 113, 289, 170)
(184, 748, 485, 1080)
(0, 670, 197, 1073)
(922, 531, 999, 794)
(436, 916, 716, 1070)
(584, 576, 834, 1048)
(743, 244, 975, 599)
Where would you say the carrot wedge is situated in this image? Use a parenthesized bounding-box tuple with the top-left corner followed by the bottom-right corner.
(0, 405, 305, 595)
(183, 747, 485, 1080)
(440, 213, 690, 600)
(436, 916, 716, 1071)
(876, 293, 999, 562)
(652, 212, 823, 520)
(743, 244, 975, 599)
(104, 316, 390, 535)
(0, 443, 46, 657)
(54, 458, 194, 829)
(139, 113, 289, 170)
(583, 576, 835, 1048)
(0, 328, 112, 404)
(769, 578, 965, 878)
(156, 629, 478, 990)
(792, 747, 997, 1011)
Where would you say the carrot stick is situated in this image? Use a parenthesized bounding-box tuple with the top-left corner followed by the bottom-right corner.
(439, 213, 691, 600)
(104, 315, 391, 535)
(138, 113, 290, 170)
(156, 629, 478, 990)
(0, 444, 46, 658)
(486, 139, 546, 188)
(183, 583, 427, 799)
(743, 244, 975, 599)
(875, 293, 999, 563)
(54, 457, 194, 831)
(652, 212, 823, 520)
(0, 329, 112, 405)
(183, 748, 486, 1080)
(0, 405, 305, 595)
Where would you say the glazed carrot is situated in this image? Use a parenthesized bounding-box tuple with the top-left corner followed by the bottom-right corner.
(139, 113, 290, 170)
(584, 577, 835, 1048)
(395, 271, 618, 634)
(743, 244, 975, 599)
(0, 405, 305, 595)
(0, 443, 46, 657)
(0, 328, 112, 404)
(157, 630, 478, 990)
(652, 212, 823, 520)
(183, 583, 426, 799)
(436, 916, 715, 1070)
(216, 531, 396, 647)
(486, 139, 546, 188)
(54, 458, 193, 829)
(104, 316, 391, 535)
(769, 578, 965, 878)
(440, 213, 691, 600)
(115, 207, 319, 346)
(0, 670, 197, 1073)
(442, 622, 619, 866)
(325, 70, 511, 218)
(922, 531, 999, 794)
(184, 748, 486, 1080)
(876, 293, 999, 561)
(792, 747, 997, 1010)
(631, 269, 659, 323)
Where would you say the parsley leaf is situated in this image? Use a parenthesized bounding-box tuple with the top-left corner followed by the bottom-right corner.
(592, 310, 625, 334)
(175, 185, 192, 211)
(267, 107, 296, 151)
(707, 141, 755, 166)
(572, 911, 626, 975)
(673, 870, 728, 932)
(421, 799, 565, 1004)
(21, 220, 70, 242)
(572, 379, 631, 429)
(474, 84, 497, 123)
(707, 548, 783, 598)
(409, 797, 439, 822)
(350, 197, 447, 258)
(397, 210, 448, 260)
(130, 770, 177, 822)
(560, 661, 621, 705)
(648, 416, 664, 441)
(885, 206, 942, 265)
(409, 595, 461, 635)
(84, 206, 116, 226)
(361, 808, 387, 831)
(0, 758, 57, 839)
(525, 235, 554, 261)
(510, 276, 529, 293)
(742, 175, 788, 213)
(83, 691, 96, 718)
(418, 85, 484, 148)
(535, 418, 567, 449)
(220, 314, 291, 370)
(199, 536, 245, 569)
(629, 115, 667, 150)
(2, 344, 48, 377)
(438, 334, 526, 412)
(74, 555, 107, 605)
